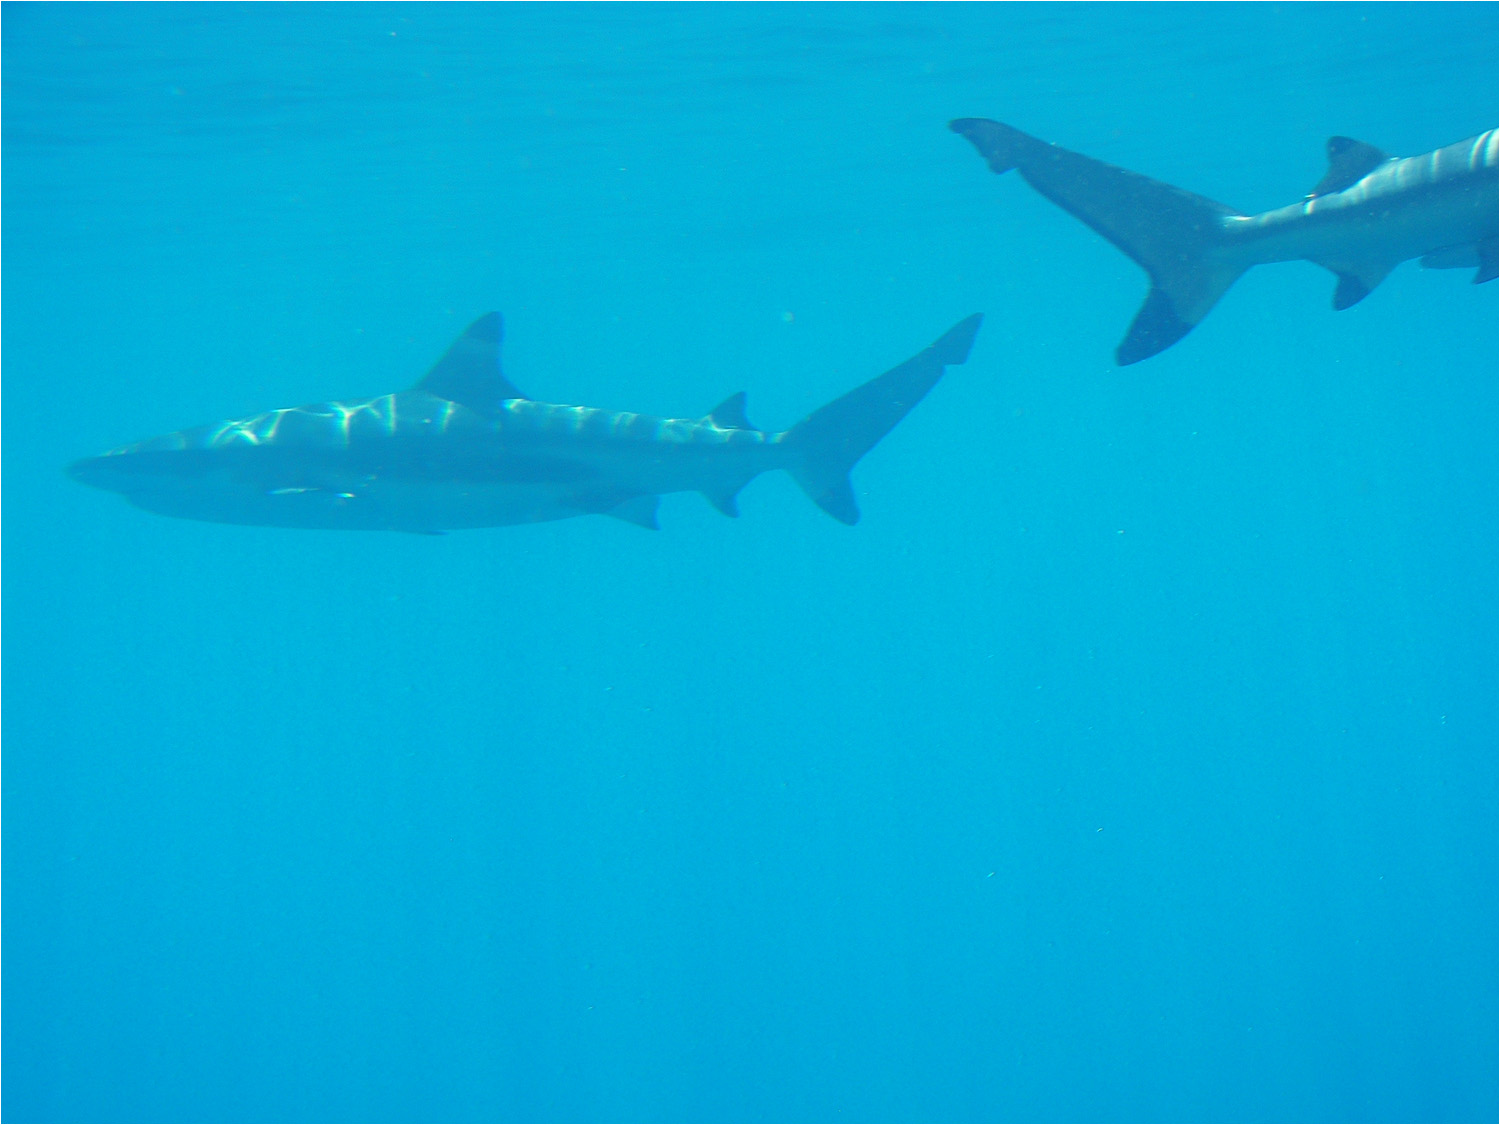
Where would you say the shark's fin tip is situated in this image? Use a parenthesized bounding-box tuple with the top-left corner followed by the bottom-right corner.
(932, 313, 984, 364)
(415, 312, 525, 410)
(703, 490, 741, 518)
(1326, 260, 1396, 309)
(469, 312, 503, 343)
(1332, 274, 1370, 310)
(1476, 238, 1498, 283)
(1116, 288, 1194, 366)
(784, 317, 978, 523)
(949, 117, 1021, 173)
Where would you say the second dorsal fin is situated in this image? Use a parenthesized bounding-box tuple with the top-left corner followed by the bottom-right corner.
(1310, 137, 1390, 197)
(705, 392, 754, 430)
(414, 313, 528, 412)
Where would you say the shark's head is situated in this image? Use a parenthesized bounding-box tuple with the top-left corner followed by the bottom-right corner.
(69, 434, 210, 492)
(67, 423, 392, 529)
(67, 435, 276, 523)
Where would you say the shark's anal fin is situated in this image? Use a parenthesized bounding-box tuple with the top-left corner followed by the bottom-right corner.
(414, 312, 528, 412)
(1311, 137, 1390, 197)
(564, 486, 660, 529)
(1420, 238, 1499, 283)
(561, 492, 660, 531)
(784, 315, 982, 526)
(701, 480, 754, 518)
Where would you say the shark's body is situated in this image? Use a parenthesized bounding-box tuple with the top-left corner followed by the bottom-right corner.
(68, 312, 983, 532)
(951, 118, 1497, 363)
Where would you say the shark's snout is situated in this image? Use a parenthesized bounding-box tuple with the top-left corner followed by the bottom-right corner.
(66, 455, 119, 492)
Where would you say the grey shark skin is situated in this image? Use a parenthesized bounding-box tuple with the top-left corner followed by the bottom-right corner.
(950, 118, 1498, 364)
(67, 313, 983, 533)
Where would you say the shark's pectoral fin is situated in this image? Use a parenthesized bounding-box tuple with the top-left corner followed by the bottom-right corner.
(564, 487, 660, 528)
(1332, 272, 1374, 310)
(1475, 239, 1498, 284)
(1325, 260, 1397, 310)
(602, 494, 661, 530)
(1311, 137, 1390, 197)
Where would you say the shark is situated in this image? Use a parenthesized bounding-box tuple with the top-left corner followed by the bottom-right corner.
(67, 312, 983, 533)
(950, 118, 1498, 364)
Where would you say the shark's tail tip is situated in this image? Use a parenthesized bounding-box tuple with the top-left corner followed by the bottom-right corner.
(785, 316, 984, 526)
(949, 118, 1021, 173)
(949, 117, 992, 139)
(933, 313, 984, 365)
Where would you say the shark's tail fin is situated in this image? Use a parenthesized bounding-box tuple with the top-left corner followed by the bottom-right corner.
(951, 118, 1246, 365)
(783, 315, 982, 525)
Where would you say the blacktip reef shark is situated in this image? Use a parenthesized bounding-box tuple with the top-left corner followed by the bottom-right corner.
(950, 118, 1498, 364)
(68, 312, 983, 533)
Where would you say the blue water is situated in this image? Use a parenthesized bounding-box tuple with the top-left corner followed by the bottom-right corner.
(4, 4, 1496, 1121)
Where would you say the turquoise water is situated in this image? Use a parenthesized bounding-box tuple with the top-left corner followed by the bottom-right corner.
(4, 3, 1496, 1121)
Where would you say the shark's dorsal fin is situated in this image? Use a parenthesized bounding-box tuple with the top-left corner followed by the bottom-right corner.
(565, 488, 660, 529)
(706, 392, 754, 430)
(414, 313, 527, 411)
(1310, 137, 1390, 197)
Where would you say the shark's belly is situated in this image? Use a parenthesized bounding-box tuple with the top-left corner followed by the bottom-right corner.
(94, 418, 783, 533)
(329, 478, 598, 530)
(127, 474, 599, 532)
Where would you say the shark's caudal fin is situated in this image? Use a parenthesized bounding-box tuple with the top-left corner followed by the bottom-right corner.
(783, 315, 982, 525)
(951, 118, 1245, 365)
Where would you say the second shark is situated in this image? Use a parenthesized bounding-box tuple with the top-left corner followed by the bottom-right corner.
(952, 119, 1497, 364)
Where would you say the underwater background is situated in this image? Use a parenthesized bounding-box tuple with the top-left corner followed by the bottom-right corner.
(3, 3, 1496, 1121)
